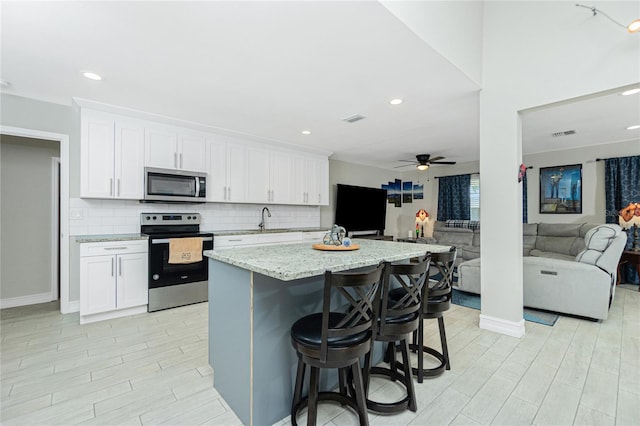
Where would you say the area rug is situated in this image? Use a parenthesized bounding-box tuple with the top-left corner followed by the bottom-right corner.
(451, 288, 559, 326)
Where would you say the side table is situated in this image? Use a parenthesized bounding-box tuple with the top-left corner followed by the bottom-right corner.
(617, 250, 640, 292)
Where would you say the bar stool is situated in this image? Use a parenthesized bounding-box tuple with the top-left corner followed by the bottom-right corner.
(389, 248, 456, 382)
(363, 254, 430, 414)
(290, 264, 384, 426)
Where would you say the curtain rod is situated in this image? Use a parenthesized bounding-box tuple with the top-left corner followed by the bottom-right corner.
(596, 154, 640, 162)
(433, 173, 479, 179)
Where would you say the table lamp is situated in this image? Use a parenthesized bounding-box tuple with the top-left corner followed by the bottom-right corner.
(415, 209, 429, 238)
(619, 202, 640, 252)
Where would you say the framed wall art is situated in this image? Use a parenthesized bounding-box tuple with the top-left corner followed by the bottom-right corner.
(539, 164, 582, 214)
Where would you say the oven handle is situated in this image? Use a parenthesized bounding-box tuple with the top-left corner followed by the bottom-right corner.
(151, 236, 213, 244)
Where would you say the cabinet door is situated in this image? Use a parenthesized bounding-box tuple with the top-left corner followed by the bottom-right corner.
(178, 134, 206, 172)
(145, 128, 178, 169)
(80, 255, 117, 315)
(114, 121, 145, 200)
(81, 114, 115, 198)
(116, 252, 149, 309)
(227, 143, 248, 202)
(206, 139, 229, 202)
(316, 158, 329, 205)
(246, 147, 271, 203)
(270, 152, 293, 204)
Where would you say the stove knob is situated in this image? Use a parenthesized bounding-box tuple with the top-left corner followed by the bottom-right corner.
(152, 216, 157, 220)
(146, 216, 150, 220)
(187, 216, 191, 220)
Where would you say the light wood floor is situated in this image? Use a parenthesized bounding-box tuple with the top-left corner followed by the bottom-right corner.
(1, 286, 638, 426)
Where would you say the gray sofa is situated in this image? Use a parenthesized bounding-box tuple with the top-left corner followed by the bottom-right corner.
(429, 221, 627, 320)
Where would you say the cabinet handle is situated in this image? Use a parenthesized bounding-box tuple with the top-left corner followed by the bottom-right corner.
(227, 187, 231, 200)
(109, 178, 113, 196)
(318, 193, 321, 203)
(180, 153, 183, 169)
(104, 247, 128, 250)
(174, 152, 178, 168)
(111, 258, 115, 277)
(117, 179, 121, 196)
(118, 257, 122, 277)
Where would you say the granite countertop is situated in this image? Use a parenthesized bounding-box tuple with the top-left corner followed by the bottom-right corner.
(209, 227, 327, 236)
(204, 239, 451, 281)
(75, 234, 149, 243)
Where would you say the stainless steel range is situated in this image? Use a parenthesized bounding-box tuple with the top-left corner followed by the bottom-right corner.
(141, 213, 213, 312)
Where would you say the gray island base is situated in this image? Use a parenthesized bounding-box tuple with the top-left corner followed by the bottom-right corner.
(205, 239, 450, 425)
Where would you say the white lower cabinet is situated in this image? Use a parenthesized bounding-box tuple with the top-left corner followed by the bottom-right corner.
(79, 240, 148, 324)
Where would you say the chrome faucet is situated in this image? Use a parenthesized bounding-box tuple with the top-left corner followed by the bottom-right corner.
(258, 206, 271, 231)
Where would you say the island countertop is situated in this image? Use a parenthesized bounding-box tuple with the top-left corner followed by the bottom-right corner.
(204, 239, 450, 281)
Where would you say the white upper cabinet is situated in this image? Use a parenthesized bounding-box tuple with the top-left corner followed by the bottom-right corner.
(246, 146, 293, 204)
(81, 109, 144, 200)
(206, 136, 248, 202)
(293, 155, 329, 205)
(79, 102, 329, 205)
(145, 127, 206, 172)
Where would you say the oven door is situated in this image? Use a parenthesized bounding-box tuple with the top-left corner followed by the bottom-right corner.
(148, 234, 213, 289)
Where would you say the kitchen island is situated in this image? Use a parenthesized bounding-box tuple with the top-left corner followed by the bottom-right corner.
(204, 239, 450, 425)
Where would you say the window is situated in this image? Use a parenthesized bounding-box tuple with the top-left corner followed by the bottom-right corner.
(470, 174, 480, 220)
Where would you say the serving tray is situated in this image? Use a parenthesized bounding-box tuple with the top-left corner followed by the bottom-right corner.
(312, 243, 360, 251)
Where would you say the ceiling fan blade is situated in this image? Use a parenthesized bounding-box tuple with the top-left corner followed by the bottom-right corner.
(397, 159, 418, 163)
(430, 161, 457, 165)
(393, 164, 415, 168)
(428, 156, 445, 162)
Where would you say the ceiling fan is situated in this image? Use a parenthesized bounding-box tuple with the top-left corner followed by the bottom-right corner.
(394, 154, 457, 171)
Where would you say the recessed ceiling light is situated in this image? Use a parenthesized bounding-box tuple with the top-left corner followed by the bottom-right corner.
(622, 88, 640, 96)
(389, 98, 403, 105)
(626, 125, 640, 130)
(301, 130, 311, 135)
(82, 71, 102, 81)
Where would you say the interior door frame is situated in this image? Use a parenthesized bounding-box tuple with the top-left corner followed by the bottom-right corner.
(51, 157, 60, 302)
(0, 126, 71, 313)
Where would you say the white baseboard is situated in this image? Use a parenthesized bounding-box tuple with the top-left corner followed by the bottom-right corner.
(66, 300, 80, 314)
(479, 314, 526, 338)
(0, 292, 56, 309)
(80, 305, 147, 324)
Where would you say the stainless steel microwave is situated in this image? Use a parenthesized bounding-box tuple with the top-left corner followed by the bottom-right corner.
(144, 167, 207, 203)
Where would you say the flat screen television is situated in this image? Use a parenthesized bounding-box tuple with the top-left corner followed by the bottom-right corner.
(335, 184, 387, 235)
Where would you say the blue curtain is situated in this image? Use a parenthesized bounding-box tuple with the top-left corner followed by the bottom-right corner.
(522, 172, 528, 223)
(605, 155, 640, 284)
(604, 155, 640, 227)
(437, 174, 471, 220)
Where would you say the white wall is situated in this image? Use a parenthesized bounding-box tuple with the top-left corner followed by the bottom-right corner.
(1, 135, 60, 302)
(381, 1, 484, 86)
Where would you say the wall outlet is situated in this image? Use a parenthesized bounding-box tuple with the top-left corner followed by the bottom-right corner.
(70, 209, 83, 220)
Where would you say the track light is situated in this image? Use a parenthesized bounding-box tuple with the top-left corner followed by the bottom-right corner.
(576, 4, 640, 33)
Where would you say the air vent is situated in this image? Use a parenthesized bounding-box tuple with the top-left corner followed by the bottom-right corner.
(551, 130, 576, 137)
(342, 114, 367, 123)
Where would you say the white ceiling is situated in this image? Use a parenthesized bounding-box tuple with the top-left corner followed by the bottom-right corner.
(1, 2, 637, 170)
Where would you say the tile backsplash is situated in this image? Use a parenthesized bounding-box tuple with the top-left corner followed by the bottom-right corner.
(69, 198, 321, 235)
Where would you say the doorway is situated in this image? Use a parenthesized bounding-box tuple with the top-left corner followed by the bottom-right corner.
(0, 126, 70, 313)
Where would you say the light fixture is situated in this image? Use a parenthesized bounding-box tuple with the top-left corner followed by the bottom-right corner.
(626, 125, 640, 130)
(622, 88, 640, 96)
(576, 4, 640, 33)
(389, 98, 403, 105)
(301, 130, 311, 135)
(82, 71, 102, 81)
(628, 19, 640, 33)
(417, 164, 429, 171)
